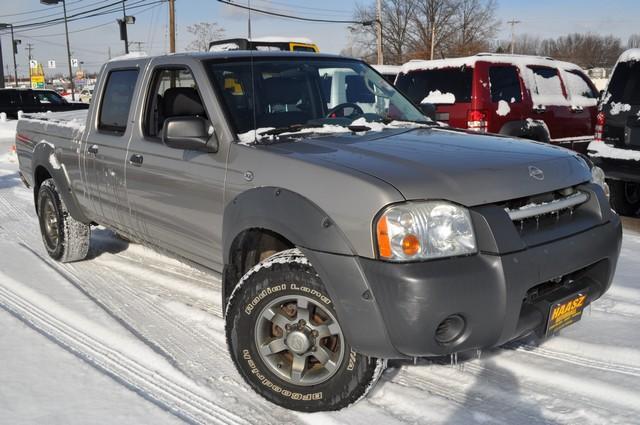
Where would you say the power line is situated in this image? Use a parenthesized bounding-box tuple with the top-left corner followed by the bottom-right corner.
(216, 0, 372, 25)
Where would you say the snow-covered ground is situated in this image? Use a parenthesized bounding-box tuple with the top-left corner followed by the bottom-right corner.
(0, 119, 639, 424)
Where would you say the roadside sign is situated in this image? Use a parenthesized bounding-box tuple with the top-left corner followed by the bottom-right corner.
(31, 75, 45, 89)
(29, 60, 38, 69)
(71, 58, 79, 68)
(47, 60, 56, 69)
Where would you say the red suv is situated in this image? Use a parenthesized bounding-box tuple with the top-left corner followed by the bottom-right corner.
(395, 53, 599, 153)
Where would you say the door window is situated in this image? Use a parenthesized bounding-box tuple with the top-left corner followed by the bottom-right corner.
(529, 66, 567, 105)
(144, 67, 207, 138)
(33, 91, 66, 105)
(0, 90, 17, 106)
(489, 66, 522, 103)
(98, 69, 139, 134)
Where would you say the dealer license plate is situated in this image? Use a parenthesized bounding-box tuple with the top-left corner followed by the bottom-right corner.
(545, 293, 588, 336)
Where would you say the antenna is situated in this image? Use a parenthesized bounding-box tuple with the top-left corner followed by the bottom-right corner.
(247, 0, 252, 39)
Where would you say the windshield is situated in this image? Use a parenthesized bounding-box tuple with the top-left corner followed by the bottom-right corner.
(206, 58, 428, 137)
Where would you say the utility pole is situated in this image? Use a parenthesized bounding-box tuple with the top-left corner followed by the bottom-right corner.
(122, 0, 129, 54)
(41, 0, 76, 100)
(507, 19, 521, 54)
(376, 0, 383, 65)
(168, 0, 176, 53)
(26, 43, 34, 86)
(0, 36, 4, 89)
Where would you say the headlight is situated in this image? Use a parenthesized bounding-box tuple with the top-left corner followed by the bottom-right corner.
(375, 201, 477, 261)
(591, 165, 610, 198)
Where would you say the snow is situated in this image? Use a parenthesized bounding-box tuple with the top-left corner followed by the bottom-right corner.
(617, 48, 640, 63)
(421, 90, 456, 105)
(497, 100, 511, 116)
(1, 117, 640, 424)
(609, 102, 632, 115)
(109, 51, 148, 62)
(251, 36, 314, 44)
(371, 64, 402, 75)
(588, 140, 640, 161)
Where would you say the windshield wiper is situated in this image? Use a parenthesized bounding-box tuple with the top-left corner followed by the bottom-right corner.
(258, 124, 325, 136)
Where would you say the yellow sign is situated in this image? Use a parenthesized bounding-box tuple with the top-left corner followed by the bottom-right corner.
(31, 75, 45, 89)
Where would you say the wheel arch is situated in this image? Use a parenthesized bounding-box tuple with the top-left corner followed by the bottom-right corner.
(31, 142, 91, 224)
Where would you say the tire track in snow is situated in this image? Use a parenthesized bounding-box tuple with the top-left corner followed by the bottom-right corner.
(0, 274, 249, 425)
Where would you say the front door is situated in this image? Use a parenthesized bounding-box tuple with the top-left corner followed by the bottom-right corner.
(125, 64, 226, 270)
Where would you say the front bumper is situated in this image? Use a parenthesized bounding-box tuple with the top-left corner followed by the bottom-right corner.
(302, 184, 622, 359)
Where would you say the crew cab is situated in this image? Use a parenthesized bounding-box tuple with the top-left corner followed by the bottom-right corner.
(588, 49, 640, 216)
(0, 88, 89, 119)
(395, 53, 599, 153)
(16, 51, 621, 412)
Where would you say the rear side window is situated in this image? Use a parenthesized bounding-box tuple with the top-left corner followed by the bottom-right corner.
(34, 91, 66, 105)
(564, 70, 597, 99)
(607, 61, 640, 105)
(395, 67, 473, 104)
(529, 66, 566, 103)
(98, 69, 139, 134)
(489, 66, 522, 103)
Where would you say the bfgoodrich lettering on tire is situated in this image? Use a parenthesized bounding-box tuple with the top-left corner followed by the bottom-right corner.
(225, 249, 384, 412)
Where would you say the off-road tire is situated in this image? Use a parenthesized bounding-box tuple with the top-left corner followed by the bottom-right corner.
(608, 180, 640, 216)
(37, 179, 90, 262)
(225, 249, 384, 412)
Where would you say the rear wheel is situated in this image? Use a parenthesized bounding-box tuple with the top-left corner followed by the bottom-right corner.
(608, 180, 640, 216)
(225, 249, 384, 412)
(37, 179, 90, 262)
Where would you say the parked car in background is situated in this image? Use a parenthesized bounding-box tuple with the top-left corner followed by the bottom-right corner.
(372, 64, 401, 84)
(209, 37, 319, 53)
(395, 53, 599, 153)
(588, 49, 640, 215)
(79, 85, 94, 103)
(0, 88, 89, 118)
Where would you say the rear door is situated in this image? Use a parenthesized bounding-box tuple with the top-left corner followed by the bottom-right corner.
(526, 66, 570, 140)
(125, 61, 226, 270)
(0, 90, 19, 117)
(84, 68, 140, 231)
(560, 69, 599, 151)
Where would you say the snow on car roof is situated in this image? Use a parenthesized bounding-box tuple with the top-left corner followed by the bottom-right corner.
(371, 64, 401, 74)
(399, 53, 584, 75)
(617, 48, 640, 63)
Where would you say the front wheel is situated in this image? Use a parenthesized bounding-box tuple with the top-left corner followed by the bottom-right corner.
(225, 249, 384, 412)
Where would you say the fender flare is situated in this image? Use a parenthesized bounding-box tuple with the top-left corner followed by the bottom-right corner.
(32, 142, 91, 224)
(499, 120, 551, 143)
(223, 187, 356, 261)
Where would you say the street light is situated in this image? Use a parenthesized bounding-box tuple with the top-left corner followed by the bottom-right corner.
(0, 24, 20, 87)
(40, 0, 75, 101)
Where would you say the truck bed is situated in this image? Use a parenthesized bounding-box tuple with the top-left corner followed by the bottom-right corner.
(16, 110, 88, 188)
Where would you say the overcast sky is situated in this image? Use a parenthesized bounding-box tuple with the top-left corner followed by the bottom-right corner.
(1, 0, 640, 77)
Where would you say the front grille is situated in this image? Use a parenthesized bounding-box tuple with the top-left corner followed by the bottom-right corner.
(499, 186, 589, 231)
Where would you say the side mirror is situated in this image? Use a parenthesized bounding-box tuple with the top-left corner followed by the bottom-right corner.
(420, 102, 436, 121)
(162, 116, 218, 153)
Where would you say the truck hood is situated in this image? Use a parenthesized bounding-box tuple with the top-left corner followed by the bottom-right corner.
(261, 127, 591, 206)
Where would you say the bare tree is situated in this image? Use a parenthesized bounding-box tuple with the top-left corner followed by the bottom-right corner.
(186, 22, 226, 52)
(448, 0, 499, 56)
(411, 0, 460, 59)
(628, 34, 640, 49)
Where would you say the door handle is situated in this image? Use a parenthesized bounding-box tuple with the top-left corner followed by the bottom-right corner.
(87, 144, 99, 155)
(129, 154, 144, 166)
(533, 105, 546, 114)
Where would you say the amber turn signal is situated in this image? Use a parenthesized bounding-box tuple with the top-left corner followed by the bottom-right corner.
(376, 216, 392, 258)
(402, 234, 420, 256)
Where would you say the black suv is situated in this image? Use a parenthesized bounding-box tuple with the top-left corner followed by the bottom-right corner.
(0, 88, 89, 119)
(589, 49, 640, 215)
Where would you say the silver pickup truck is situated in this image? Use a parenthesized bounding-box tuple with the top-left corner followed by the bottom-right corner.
(16, 51, 621, 412)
